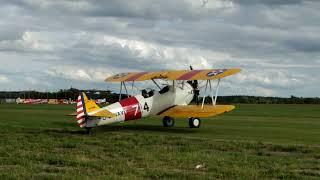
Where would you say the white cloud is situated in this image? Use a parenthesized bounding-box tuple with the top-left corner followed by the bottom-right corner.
(255, 87, 275, 96)
(46, 66, 113, 82)
(234, 69, 306, 89)
(0, 31, 53, 52)
(0, 75, 9, 83)
(93, 34, 231, 69)
(25, 76, 39, 85)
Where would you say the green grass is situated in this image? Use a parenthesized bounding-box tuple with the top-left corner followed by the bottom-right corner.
(0, 104, 319, 179)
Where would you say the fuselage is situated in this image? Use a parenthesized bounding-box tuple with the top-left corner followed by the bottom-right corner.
(85, 83, 194, 127)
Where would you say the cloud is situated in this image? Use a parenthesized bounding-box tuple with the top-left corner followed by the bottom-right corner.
(284, 38, 320, 53)
(0, 31, 54, 52)
(95, 34, 231, 69)
(0, 0, 319, 97)
(255, 87, 275, 96)
(232, 0, 314, 6)
(46, 66, 113, 82)
(25, 76, 40, 85)
(0, 75, 10, 83)
(234, 69, 307, 89)
(8, 0, 235, 20)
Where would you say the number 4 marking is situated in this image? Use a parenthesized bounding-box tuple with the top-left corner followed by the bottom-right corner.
(144, 102, 149, 112)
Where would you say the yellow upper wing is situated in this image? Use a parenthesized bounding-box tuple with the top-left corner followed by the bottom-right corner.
(105, 71, 167, 82)
(105, 68, 241, 82)
(158, 105, 235, 118)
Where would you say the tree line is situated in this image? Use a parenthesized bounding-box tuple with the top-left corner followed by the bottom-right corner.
(0, 88, 319, 104)
(0, 88, 120, 103)
(201, 95, 320, 104)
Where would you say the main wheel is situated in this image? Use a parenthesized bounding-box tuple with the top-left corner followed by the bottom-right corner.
(189, 117, 201, 128)
(163, 116, 175, 127)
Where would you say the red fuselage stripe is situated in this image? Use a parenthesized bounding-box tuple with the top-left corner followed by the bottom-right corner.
(119, 96, 142, 121)
(177, 70, 202, 80)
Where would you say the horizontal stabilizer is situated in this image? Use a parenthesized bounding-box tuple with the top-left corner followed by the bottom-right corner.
(88, 109, 116, 118)
(68, 110, 115, 118)
(70, 92, 116, 128)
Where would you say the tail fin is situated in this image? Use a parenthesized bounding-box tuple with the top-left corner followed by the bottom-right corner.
(80, 92, 101, 113)
(76, 92, 101, 128)
(76, 92, 115, 128)
(76, 93, 87, 128)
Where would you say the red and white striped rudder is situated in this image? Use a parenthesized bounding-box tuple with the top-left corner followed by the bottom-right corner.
(76, 93, 87, 128)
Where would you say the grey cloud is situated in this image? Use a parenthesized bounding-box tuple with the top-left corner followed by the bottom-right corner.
(0, 0, 319, 96)
(284, 38, 320, 53)
(6, 0, 234, 20)
(233, 0, 312, 6)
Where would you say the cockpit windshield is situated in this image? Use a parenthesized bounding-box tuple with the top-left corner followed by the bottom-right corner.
(142, 85, 170, 98)
(159, 85, 169, 94)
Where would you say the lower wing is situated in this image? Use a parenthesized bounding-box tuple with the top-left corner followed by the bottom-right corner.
(158, 105, 235, 118)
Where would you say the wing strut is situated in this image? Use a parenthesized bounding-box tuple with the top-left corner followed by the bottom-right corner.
(201, 78, 221, 109)
(152, 79, 161, 90)
(201, 80, 209, 109)
(131, 81, 135, 95)
(214, 79, 221, 106)
(119, 81, 123, 101)
(209, 80, 214, 106)
(123, 81, 129, 97)
(172, 80, 175, 92)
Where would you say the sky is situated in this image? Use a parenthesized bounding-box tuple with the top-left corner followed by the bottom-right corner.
(0, 0, 319, 97)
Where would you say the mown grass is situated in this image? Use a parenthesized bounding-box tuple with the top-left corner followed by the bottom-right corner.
(0, 104, 319, 179)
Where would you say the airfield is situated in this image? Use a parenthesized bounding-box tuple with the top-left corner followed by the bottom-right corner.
(0, 104, 319, 179)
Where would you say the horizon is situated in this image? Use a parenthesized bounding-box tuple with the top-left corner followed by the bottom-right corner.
(0, 89, 319, 99)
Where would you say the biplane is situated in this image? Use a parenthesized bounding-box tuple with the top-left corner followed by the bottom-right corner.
(74, 67, 241, 133)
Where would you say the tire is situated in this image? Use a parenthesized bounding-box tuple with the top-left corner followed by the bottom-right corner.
(85, 127, 92, 135)
(189, 117, 201, 128)
(163, 116, 175, 127)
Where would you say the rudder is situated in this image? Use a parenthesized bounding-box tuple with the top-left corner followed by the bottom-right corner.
(76, 93, 87, 128)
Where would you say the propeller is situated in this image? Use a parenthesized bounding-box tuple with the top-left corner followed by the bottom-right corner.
(188, 66, 200, 104)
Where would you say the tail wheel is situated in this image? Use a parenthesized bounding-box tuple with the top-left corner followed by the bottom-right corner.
(189, 117, 201, 128)
(163, 116, 175, 127)
(85, 127, 92, 135)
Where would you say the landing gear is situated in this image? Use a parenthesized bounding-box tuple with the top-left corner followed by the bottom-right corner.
(85, 127, 92, 135)
(163, 116, 175, 127)
(189, 117, 201, 128)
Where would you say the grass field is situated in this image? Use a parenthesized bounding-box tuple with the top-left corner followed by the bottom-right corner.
(0, 104, 319, 179)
